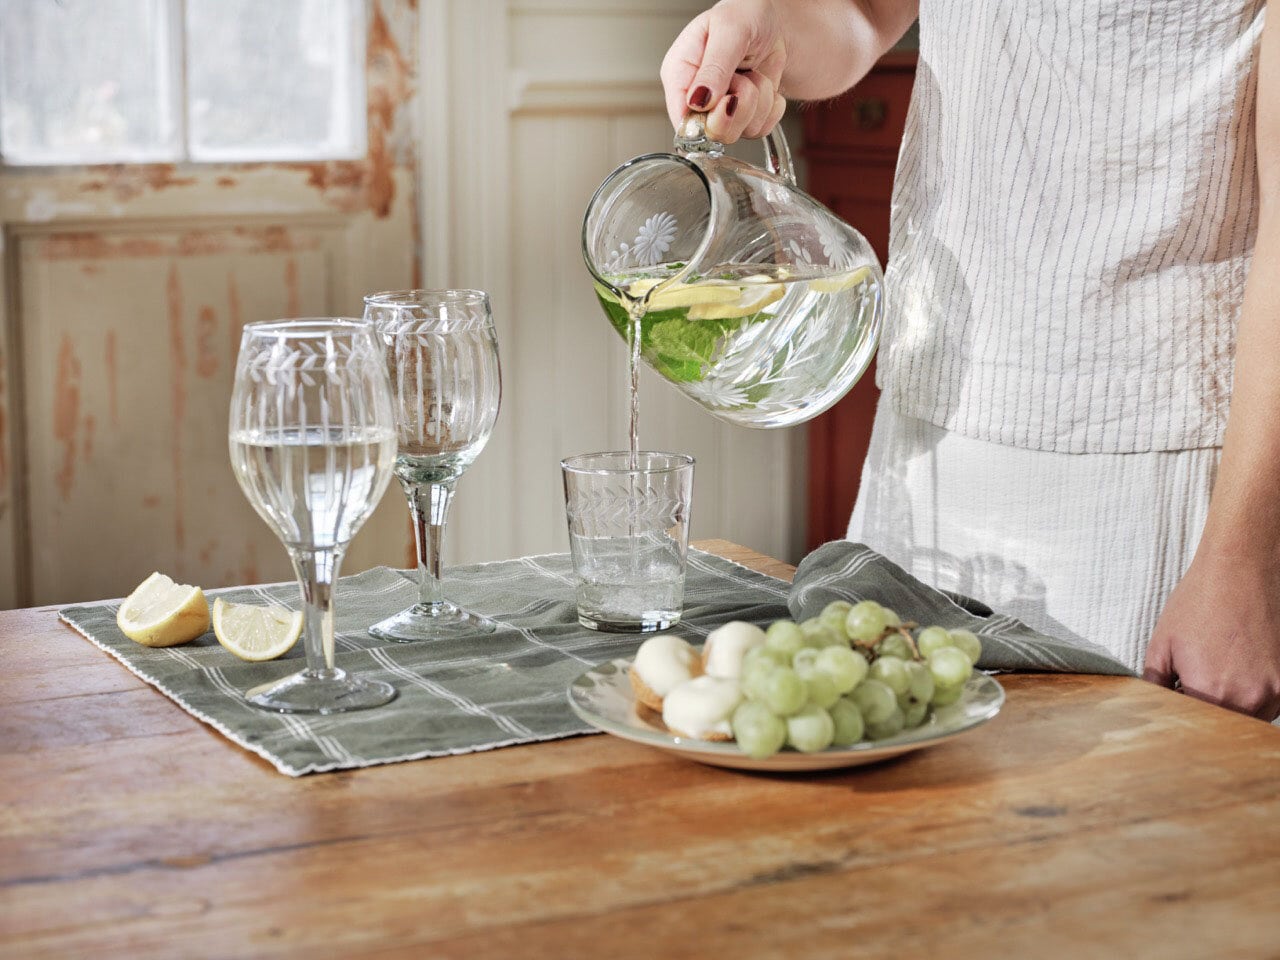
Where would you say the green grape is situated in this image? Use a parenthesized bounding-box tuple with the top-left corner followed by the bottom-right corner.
(928, 646, 973, 690)
(791, 646, 822, 680)
(760, 667, 807, 716)
(844, 600, 889, 644)
(785, 704, 836, 753)
(764, 620, 806, 659)
(741, 656, 779, 702)
(902, 659, 935, 705)
(850, 678, 897, 724)
(916, 625, 953, 658)
(902, 700, 929, 729)
(931, 684, 964, 707)
(819, 600, 854, 637)
(875, 633, 914, 661)
(949, 628, 982, 666)
(804, 672, 841, 710)
(866, 705, 906, 740)
(744, 644, 789, 671)
(829, 697, 866, 746)
(799, 618, 844, 648)
(882, 607, 903, 629)
(868, 656, 910, 696)
(731, 701, 788, 759)
(815, 645, 868, 694)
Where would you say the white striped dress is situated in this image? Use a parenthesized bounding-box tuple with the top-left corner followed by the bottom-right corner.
(848, 0, 1266, 670)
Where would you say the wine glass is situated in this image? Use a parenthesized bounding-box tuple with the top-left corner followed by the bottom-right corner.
(228, 318, 398, 713)
(364, 289, 502, 641)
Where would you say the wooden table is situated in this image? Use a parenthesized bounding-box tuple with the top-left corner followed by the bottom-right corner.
(4, 541, 1279, 959)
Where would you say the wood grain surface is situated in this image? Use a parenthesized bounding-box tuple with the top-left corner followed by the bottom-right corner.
(3, 540, 1279, 959)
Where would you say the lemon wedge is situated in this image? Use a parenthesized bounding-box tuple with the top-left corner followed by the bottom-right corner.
(688, 280, 785, 320)
(212, 598, 304, 662)
(116, 572, 211, 648)
(627, 278, 744, 311)
(809, 266, 874, 294)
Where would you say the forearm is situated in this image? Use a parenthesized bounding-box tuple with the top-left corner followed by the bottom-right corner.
(776, 0, 919, 100)
(1197, 16, 1280, 562)
(1199, 214, 1280, 560)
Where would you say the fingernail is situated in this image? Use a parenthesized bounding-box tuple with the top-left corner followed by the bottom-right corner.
(689, 85, 711, 109)
(726, 95, 739, 118)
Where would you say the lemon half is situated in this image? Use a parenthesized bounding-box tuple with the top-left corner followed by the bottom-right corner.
(117, 572, 211, 647)
(212, 598, 303, 662)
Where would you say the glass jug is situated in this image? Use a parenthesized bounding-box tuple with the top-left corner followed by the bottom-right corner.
(582, 112, 884, 428)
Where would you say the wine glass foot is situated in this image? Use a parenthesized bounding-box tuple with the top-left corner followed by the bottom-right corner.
(368, 602, 498, 641)
(246, 669, 397, 714)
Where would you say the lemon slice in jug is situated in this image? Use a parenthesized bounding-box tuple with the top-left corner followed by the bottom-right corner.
(809, 266, 874, 294)
(688, 278, 785, 320)
(628, 277, 743, 311)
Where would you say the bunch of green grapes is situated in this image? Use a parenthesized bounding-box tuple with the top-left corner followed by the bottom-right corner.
(730, 600, 982, 759)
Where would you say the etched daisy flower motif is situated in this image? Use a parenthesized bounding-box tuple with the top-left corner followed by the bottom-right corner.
(685, 377, 752, 410)
(817, 220, 855, 270)
(787, 237, 815, 267)
(632, 212, 678, 266)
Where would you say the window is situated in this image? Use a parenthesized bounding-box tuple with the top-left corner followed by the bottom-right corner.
(0, 0, 366, 166)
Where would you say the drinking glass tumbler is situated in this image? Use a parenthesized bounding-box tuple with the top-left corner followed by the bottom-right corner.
(561, 451, 694, 632)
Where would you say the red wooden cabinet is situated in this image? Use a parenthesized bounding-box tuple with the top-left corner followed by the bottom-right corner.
(800, 53, 917, 550)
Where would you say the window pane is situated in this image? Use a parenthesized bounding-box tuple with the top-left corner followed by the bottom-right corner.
(185, 0, 365, 162)
(0, 0, 178, 165)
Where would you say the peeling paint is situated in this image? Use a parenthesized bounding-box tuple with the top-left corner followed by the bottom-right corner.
(227, 272, 243, 367)
(105, 330, 119, 427)
(83, 413, 96, 461)
(196, 307, 219, 379)
(285, 258, 300, 317)
(78, 164, 198, 203)
(53, 335, 81, 501)
(167, 265, 187, 551)
(39, 228, 322, 261)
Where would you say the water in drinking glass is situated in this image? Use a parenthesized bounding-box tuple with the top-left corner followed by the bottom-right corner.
(229, 426, 395, 550)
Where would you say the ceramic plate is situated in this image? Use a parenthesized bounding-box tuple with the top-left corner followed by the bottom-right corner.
(567, 657, 1005, 772)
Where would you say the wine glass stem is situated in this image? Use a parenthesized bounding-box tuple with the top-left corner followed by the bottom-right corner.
(405, 480, 455, 609)
(289, 548, 342, 675)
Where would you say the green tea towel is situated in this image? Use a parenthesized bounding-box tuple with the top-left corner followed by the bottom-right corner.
(790, 541, 1133, 676)
(58, 548, 791, 776)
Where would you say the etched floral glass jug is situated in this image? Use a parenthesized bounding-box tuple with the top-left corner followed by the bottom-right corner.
(582, 112, 884, 428)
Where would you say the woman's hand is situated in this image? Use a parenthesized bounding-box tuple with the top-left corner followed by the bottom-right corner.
(659, 1, 919, 144)
(1144, 549, 1280, 721)
(660, 0, 788, 144)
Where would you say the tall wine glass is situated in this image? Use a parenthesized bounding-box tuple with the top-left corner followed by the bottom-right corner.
(228, 319, 398, 713)
(365, 290, 502, 641)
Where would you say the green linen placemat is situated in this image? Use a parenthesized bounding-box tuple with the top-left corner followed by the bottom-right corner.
(59, 548, 791, 776)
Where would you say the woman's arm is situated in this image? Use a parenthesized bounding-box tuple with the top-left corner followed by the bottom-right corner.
(660, 0, 919, 144)
(1143, 13, 1280, 721)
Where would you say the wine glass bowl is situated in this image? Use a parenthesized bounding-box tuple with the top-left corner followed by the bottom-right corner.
(228, 318, 398, 713)
(364, 289, 502, 641)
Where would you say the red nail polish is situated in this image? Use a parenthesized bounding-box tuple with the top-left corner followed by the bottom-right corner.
(726, 95, 739, 118)
(689, 85, 711, 109)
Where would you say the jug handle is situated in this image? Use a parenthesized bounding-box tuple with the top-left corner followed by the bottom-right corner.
(675, 111, 797, 186)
